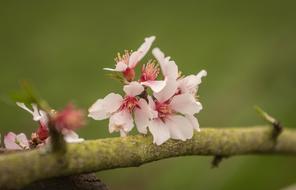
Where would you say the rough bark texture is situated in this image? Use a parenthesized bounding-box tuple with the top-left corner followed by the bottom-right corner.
(0, 126, 296, 190)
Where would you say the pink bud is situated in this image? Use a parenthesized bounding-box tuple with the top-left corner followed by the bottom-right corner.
(54, 103, 86, 131)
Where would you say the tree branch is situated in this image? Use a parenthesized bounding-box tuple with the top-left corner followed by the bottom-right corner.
(1, 126, 296, 189)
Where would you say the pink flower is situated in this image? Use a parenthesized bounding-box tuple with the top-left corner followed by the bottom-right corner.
(17, 102, 84, 144)
(104, 36, 156, 82)
(54, 103, 86, 131)
(89, 81, 151, 136)
(4, 132, 29, 150)
(177, 70, 207, 96)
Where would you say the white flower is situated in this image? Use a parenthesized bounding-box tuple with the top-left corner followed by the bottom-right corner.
(4, 132, 29, 150)
(16, 102, 48, 126)
(145, 90, 202, 145)
(89, 81, 151, 136)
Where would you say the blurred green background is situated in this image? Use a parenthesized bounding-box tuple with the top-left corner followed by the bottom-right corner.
(1, 1, 296, 190)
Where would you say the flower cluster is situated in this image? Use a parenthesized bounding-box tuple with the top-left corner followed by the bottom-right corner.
(89, 36, 207, 145)
(2, 103, 85, 150)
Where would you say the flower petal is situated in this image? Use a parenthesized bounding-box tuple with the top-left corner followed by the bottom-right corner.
(62, 129, 84, 143)
(4, 132, 21, 150)
(170, 93, 202, 115)
(108, 110, 134, 134)
(152, 48, 178, 79)
(141, 80, 166, 93)
(123, 81, 144, 97)
(16, 133, 30, 148)
(166, 115, 194, 141)
(153, 78, 178, 103)
(129, 36, 156, 68)
(103, 61, 128, 72)
(88, 93, 123, 120)
(148, 119, 170, 145)
(134, 99, 151, 134)
(178, 70, 207, 95)
(185, 114, 200, 132)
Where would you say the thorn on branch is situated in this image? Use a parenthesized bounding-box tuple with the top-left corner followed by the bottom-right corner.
(211, 155, 228, 168)
(254, 106, 283, 140)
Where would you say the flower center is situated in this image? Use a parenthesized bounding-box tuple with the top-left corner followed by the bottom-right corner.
(140, 61, 159, 82)
(120, 96, 139, 112)
(123, 68, 135, 82)
(155, 101, 172, 119)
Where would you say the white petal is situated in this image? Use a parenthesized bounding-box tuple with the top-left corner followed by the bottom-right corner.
(63, 129, 84, 143)
(128, 51, 142, 69)
(137, 36, 156, 64)
(108, 110, 134, 134)
(166, 115, 194, 141)
(16, 102, 34, 115)
(141, 80, 166, 93)
(32, 104, 42, 121)
(185, 114, 200, 132)
(134, 99, 151, 134)
(16, 133, 30, 148)
(148, 119, 170, 145)
(170, 93, 202, 115)
(103, 61, 128, 72)
(165, 60, 179, 79)
(152, 48, 166, 72)
(88, 93, 123, 120)
(178, 70, 207, 95)
(153, 78, 178, 103)
(123, 81, 144, 96)
(152, 48, 178, 79)
(88, 99, 108, 120)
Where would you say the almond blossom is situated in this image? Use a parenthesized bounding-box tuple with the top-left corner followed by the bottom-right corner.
(88, 81, 151, 136)
(91, 36, 206, 146)
(104, 36, 155, 82)
(177, 70, 207, 97)
(4, 132, 29, 150)
(16, 102, 84, 144)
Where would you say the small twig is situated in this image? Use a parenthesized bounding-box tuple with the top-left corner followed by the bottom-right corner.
(254, 106, 283, 139)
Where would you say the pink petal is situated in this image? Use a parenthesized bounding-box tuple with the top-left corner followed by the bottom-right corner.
(185, 115, 200, 132)
(170, 93, 202, 115)
(88, 93, 123, 120)
(4, 132, 20, 150)
(153, 78, 178, 103)
(4, 132, 29, 150)
(134, 99, 151, 134)
(141, 80, 166, 93)
(137, 36, 155, 59)
(166, 115, 194, 141)
(103, 61, 128, 72)
(148, 119, 170, 145)
(123, 81, 144, 97)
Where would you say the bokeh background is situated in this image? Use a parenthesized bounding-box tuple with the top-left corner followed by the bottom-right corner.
(1, 1, 296, 189)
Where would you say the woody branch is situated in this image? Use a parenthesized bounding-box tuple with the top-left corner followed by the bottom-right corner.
(0, 126, 296, 190)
